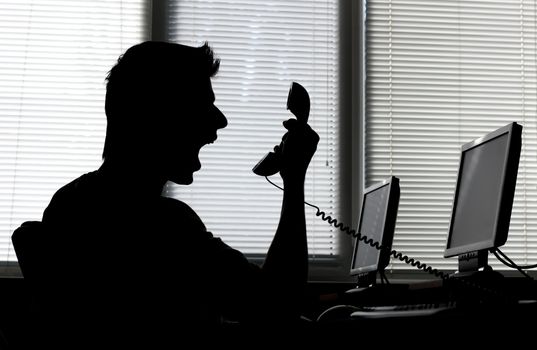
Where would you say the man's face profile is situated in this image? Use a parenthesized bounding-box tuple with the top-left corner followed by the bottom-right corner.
(161, 78, 227, 185)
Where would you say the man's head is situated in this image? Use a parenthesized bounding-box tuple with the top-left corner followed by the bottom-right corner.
(103, 41, 227, 185)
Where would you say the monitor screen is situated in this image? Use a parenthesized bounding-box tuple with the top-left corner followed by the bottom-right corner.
(350, 176, 399, 276)
(444, 122, 521, 260)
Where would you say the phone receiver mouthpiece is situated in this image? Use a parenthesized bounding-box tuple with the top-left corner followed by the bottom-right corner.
(252, 152, 280, 176)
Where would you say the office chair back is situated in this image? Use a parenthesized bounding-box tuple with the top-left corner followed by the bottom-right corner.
(12, 221, 48, 287)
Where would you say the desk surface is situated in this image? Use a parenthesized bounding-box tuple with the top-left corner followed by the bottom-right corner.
(307, 299, 536, 348)
(309, 275, 537, 327)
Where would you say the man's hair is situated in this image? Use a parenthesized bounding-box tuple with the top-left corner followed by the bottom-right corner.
(102, 41, 220, 160)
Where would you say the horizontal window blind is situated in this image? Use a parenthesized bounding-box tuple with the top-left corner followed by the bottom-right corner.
(365, 0, 537, 271)
(166, 0, 340, 258)
(0, 0, 147, 262)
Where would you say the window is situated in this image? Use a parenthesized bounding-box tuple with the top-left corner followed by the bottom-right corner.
(1, 0, 346, 280)
(365, 0, 537, 273)
(0, 0, 147, 272)
(164, 0, 343, 279)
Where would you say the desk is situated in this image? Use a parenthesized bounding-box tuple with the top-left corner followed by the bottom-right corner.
(303, 277, 537, 347)
(308, 305, 535, 347)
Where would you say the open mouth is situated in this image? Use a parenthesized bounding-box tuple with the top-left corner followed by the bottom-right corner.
(206, 135, 217, 145)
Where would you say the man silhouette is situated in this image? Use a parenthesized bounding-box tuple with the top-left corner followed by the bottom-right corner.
(37, 41, 319, 347)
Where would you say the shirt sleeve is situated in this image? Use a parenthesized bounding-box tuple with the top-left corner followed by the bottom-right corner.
(203, 235, 264, 322)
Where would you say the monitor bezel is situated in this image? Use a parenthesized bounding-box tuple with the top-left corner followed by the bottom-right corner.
(350, 176, 400, 276)
(444, 122, 521, 258)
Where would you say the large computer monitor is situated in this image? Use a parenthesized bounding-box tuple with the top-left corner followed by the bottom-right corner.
(350, 176, 400, 288)
(444, 122, 522, 275)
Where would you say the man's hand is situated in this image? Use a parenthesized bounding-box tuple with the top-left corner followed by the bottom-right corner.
(277, 118, 319, 183)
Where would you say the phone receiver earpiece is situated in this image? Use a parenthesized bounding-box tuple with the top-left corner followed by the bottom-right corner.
(287, 81, 310, 124)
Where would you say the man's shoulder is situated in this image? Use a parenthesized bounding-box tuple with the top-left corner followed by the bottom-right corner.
(159, 196, 195, 212)
(158, 196, 209, 233)
(43, 171, 100, 219)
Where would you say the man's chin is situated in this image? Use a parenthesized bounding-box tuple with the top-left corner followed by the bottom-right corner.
(169, 173, 194, 185)
(167, 161, 199, 185)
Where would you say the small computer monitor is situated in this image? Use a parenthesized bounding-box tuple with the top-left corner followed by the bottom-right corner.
(350, 176, 400, 288)
(444, 122, 522, 274)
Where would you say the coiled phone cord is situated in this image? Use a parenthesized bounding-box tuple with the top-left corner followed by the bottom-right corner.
(307, 202, 451, 280)
(264, 176, 449, 281)
(265, 176, 508, 301)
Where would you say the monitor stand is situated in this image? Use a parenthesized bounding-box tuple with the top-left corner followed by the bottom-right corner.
(345, 283, 408, 296)
(450, 251, 505, 286)
(448, 255, 506, 304)
(343, 274, 409, 306)
(451, 265, 504, 281)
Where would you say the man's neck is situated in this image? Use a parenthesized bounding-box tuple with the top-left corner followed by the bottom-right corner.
(98, 159, 167, 197)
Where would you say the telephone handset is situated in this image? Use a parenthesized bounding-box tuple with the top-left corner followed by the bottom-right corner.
(252, 82, 311, 176)
(252, 82, 447, 278)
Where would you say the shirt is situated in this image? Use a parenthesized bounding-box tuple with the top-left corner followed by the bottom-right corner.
(39, 169, 263, 347)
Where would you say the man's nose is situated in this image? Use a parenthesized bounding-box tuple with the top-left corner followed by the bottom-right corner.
(214, 106, 228, 129)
